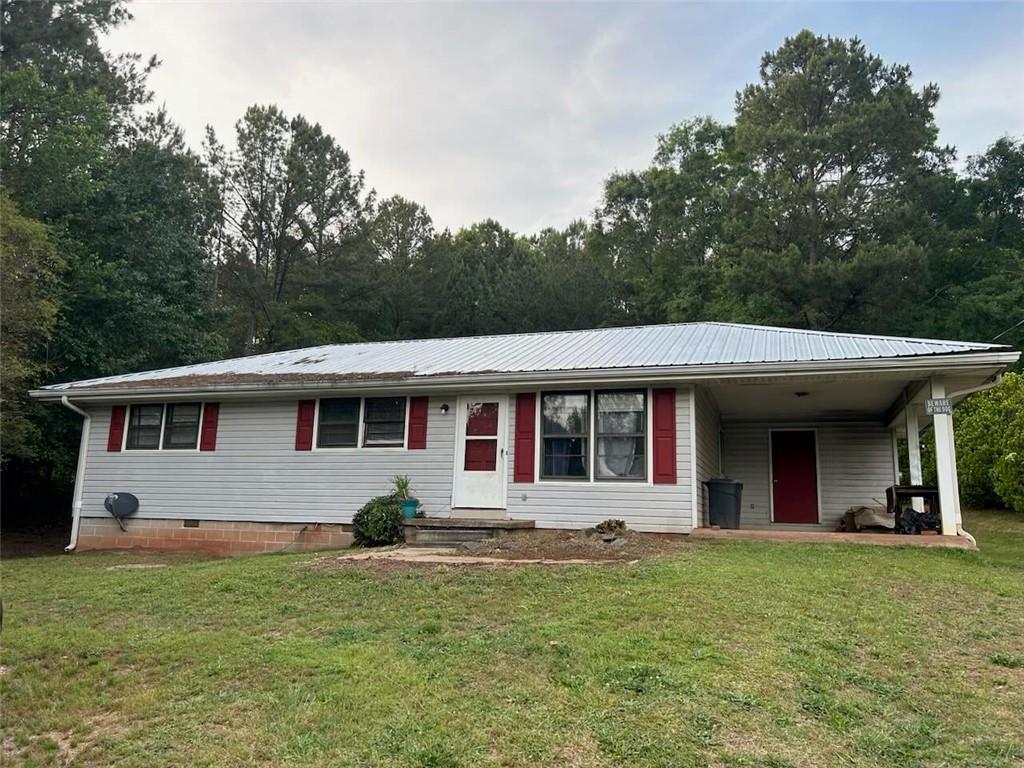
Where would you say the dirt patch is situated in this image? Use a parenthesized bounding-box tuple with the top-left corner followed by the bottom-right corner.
(307, 546, 626, 574)
(461, 528, 689, 561)
(3, 711, 130, 767)
(1, 522, 69, 559)
(306, 530, 689, 574)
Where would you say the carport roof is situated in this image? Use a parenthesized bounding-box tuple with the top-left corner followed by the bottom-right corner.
(35, 322, 1016, 396)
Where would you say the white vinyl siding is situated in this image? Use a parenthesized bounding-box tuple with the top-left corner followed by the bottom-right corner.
(693, 386, 722, 527)
(506, 386, 695, 533)
(721, 422, 894, 530)
(79, 398, 456, 524)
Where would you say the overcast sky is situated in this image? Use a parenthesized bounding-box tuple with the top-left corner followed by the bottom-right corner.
(105, 1, 1024, 234)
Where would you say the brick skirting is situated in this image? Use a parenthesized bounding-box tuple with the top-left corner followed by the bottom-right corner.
(76, 517, 353, 556)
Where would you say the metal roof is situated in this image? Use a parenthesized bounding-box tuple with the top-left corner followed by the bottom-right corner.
(38, 322, 1013, 394)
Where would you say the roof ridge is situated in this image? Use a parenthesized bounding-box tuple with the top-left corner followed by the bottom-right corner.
(300, 321, 707, 351)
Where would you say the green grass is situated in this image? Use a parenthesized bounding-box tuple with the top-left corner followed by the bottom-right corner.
(2, 510, 1022, 767)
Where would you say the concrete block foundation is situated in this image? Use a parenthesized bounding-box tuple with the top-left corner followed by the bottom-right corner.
(75, 517, 354, 556)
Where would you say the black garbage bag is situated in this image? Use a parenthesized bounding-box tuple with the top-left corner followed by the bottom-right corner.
(897, 508, 941, 534)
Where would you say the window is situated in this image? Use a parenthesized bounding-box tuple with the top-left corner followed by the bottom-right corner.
(125, 404, 164, 450)
(538, 389, 649, 481)
(362, 397, 407, 447)
(125, 403, 205, 451)
(541, 392, 589, 479)
(163, 403, 202, 449)
(595, 391, 646, 480)
(317, 398, 360, 448)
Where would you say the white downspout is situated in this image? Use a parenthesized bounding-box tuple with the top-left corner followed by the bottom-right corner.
(60, 396, 91, 552)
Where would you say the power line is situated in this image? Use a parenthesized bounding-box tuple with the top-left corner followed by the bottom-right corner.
(991, 317, 1024, 342)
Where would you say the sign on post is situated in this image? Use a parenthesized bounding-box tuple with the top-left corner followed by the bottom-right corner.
(925, 398, 953, 415)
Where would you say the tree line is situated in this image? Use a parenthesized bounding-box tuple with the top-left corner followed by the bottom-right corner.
(2, 1, 1021, 516)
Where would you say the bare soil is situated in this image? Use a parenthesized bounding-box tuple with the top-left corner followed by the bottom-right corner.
(459, 528, 689, 561)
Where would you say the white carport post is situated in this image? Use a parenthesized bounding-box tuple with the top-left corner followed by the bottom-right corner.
(930, 378, 961, 536)
(905, 405, 924, 512)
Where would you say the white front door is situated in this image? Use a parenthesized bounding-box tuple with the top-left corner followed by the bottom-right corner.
(452, 395, 508, 509)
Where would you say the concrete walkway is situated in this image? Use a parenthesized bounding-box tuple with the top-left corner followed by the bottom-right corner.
(689, 528, 976, 549)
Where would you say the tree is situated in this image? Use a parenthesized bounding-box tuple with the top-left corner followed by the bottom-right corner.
(595, 117, 733, 324)
(1, 0, 156, 124)
(923, 374, 1024, 512)
(725, 31, 949, 330)
(0, 193, 64, 462)
(366, 195, 435, 338)
(207, 106, 372, 352)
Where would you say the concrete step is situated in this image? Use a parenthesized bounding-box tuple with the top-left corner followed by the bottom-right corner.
(401, 517, 535, 547)
(405, 528, 497, 547)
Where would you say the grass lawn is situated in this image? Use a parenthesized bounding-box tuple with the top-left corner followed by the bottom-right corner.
(2, 511, 1022, 767)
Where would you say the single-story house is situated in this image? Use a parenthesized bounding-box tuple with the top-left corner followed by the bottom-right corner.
(31, 322, 1019, 554)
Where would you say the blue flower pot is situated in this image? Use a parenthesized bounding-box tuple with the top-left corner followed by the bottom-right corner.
(401, 499, 419, 519)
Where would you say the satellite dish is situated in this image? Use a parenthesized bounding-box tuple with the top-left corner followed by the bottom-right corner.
(104, 492, 140, 532)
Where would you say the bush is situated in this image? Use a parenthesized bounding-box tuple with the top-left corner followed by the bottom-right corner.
(924, 373, 1024, 512)
(352, 493, 403, 547)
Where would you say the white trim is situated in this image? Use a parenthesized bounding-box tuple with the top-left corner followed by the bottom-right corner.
(930, 377, 961, 536)
(33, 351, 1020, 402)
(451, 394, 509, 510)
(689, 387, 699, 528)
(891, 429, 901, 486)
(310, 395, 409, 452)
(122, 402, 205, 453)
(767, 428, 822, 525)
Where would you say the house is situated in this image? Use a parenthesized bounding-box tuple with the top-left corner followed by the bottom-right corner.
(31, 322, 1019, 554)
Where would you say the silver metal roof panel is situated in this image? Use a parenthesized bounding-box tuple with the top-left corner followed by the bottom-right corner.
(38, 321, 1012, 392)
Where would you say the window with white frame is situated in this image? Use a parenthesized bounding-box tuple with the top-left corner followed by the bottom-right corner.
(540, 389, 648, 481)
(595, 390, 646, 480)
(541, 392, 590, 479)
(125, 403, 203, 450)
(315, 396, 408, 449)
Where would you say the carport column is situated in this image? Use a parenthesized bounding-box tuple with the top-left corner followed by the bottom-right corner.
(930, 378, 961, 536)
(905, 405, 924, 512)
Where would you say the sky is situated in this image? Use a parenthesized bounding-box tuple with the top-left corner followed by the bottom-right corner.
(105, 1, 1024, 234)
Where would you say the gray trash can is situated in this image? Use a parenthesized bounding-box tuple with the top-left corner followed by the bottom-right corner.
(703, 479, 743, 529)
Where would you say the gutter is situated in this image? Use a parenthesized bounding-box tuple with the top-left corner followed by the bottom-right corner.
(28, 351, 1022, 403)
(60, 396, 90, 552)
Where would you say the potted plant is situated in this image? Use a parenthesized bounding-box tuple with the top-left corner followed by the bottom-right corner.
(393, 475, 419, 519)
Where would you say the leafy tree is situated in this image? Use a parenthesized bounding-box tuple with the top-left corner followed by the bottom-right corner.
(923, 374, 1024, 512)
(526, 221, 616, 331)
(207, 106, 372, 352)
(367, 195, 435, 338)
(595, 117, 733, 324)
(1, 0, 155, 123)
(726, 31, 948, 330)
(0, 193, 64, 461)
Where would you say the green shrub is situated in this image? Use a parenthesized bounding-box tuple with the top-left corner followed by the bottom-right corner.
(924, 373, 1024, 512)
(352, 493, 403, 547)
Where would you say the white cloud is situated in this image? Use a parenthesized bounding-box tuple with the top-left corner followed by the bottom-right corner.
(105, 2, 1023, 233)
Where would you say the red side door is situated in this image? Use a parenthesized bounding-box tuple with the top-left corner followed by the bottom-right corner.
(771, 430, 819, 524)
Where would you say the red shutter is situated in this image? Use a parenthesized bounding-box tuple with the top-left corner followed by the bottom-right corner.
(408, 396, 429, 449)
(199, 403, 220, 451)
(514, 393, 536, 483)
(652, 388, 677, 484)
(107, 405, 127, 452)
(295, 400, 316, 450)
